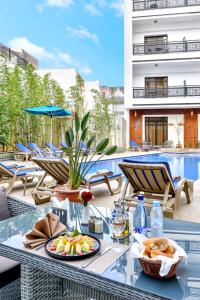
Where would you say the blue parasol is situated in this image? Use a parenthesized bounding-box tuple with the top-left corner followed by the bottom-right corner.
(24, 105, 72, 143)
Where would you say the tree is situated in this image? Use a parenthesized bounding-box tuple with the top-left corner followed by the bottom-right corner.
(91, 89, 117, 144)
(68, 74, 85, 118)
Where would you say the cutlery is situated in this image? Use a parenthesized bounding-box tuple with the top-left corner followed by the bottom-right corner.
(81, 246, 112, 268)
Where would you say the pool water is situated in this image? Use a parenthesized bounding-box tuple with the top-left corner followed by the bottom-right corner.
(86, 153, 200, 181)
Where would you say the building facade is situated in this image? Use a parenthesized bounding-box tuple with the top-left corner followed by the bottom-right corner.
(0, 42, 38, 68)
(124, 0, 200, 148)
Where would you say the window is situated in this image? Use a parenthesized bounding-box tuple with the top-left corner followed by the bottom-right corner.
(145, 77, 168, 98)
(144, 35, 168, 54)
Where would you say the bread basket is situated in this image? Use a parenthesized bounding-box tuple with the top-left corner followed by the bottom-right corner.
(139, 256, 183, 279)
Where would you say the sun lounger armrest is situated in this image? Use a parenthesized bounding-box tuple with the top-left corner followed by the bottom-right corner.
(86, 173, 110, 182)
(14, 166, 40, 174)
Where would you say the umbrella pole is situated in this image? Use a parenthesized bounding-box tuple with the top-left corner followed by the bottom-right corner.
(50, 117, 53, 144)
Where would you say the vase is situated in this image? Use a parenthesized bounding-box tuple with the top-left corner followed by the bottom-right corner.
(54, 186, 82, 203)
(81, 204, 90, 225)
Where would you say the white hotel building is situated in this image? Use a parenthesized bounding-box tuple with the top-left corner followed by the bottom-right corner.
(124, 0, 200, 148)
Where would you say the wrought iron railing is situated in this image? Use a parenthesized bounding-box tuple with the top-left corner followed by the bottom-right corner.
(133, 0, 200, 11)
(133, 86, 200, 98)
(0, 43, 27, 66)
(133, 40, 200, 55)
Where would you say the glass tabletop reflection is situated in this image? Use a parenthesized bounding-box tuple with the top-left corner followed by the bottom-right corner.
(0, 202, 200, 300)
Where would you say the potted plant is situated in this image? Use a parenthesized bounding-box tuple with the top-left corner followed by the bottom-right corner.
(54, 112, 117, 202)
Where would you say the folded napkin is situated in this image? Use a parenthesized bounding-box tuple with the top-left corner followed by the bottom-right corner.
(24, 213, 66, 248)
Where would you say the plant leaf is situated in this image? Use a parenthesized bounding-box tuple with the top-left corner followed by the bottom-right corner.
(80, 127, 88, 141)
(96, 138, 109, 152)
(74, 113, 80, 133)
(81, 112, 90, 131)
(86, 135, 96, 149)
(105, 145, 117, 155)
(68, 127, 74, 143)
(65, 131, 72, 147)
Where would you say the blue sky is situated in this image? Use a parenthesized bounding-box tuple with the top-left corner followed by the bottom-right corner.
(0, 0, 124, 86)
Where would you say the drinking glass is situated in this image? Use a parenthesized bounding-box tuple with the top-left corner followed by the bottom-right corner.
(109, 213, 126, 253)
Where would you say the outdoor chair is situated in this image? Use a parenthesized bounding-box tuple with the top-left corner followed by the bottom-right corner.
(28, 142, 49, 157)
(0, 188, 36, 300)
(46, 142, 64, 157)
(142, 140, 153, 151)
(31, 157, 123, 204)
(119, 159, 193, 218)
(15, 143, 35, 161)
(163, 140, 174, 148)
(129, 140, 140, 151)
(0, 162, 41, 193)
(60, 141, 68, 149)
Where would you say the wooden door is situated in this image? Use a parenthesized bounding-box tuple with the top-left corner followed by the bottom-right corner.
(130, 111, 142, 145)
(184, 112, 198, 148)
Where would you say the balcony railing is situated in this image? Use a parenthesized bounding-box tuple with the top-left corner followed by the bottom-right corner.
(133, 86, 200, 98)
(0, 43, 27, 66)
(133, 40, 200, 55)
(133, 0, 200, 11)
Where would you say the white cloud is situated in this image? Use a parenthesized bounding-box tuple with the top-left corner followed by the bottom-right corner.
(8, 37, 93, 77)
(81, 66, 93, 75)
(8, 37, 56, 61)
(110, 0, 124, 17)
(66, 26, 100, 45)
(37, 0, 73, 11)
(83, 0, 124, 17)
(58, 52, 73, 64)
(84, 4, 102, 16)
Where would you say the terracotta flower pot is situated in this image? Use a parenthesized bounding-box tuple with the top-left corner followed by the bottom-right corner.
(54, 186, 82, 203)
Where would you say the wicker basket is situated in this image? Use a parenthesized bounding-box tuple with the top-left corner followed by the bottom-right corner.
(138, 256, 183, 279)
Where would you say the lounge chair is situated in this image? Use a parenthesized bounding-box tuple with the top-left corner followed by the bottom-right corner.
(142, 141, 153, 151)
(46, 143, 64, 157)
(163, 140, 174, 148)
(0, 162, 41, 193)
(28, 142, 48, 157)
(60, 141, 68, 149)
(119, 159, 193, 218)
(15, 143, 35, 161)
(129, 140, 140, 151)
(0, 190, 36, 299)
(31, 157, 123, 204)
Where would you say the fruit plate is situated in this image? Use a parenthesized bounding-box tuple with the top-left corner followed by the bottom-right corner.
(45, 233, 101, 260)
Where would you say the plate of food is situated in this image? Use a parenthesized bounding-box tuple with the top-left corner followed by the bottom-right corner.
(45, 230, 101, 260)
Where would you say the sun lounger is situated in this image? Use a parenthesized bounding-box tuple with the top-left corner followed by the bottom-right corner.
(129, 140, 139, 151)
(163, 140, 174, 148)
(31, 157, 122, 204)
(15, 143, 35, 161)
(28, 142, 48, 157)
(46, 143, 64, 157)
(119, 159, 193, 218)
(0, 162, 41, 193)
(60, 141, 68, 149)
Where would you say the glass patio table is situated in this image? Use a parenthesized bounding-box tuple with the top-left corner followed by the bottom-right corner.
(0, 202, 200, 300)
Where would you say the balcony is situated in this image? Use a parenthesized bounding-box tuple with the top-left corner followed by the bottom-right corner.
(133, 40, 200, 55)
(133, 85, 200, 98)
(132, 0, 200, 11)
(0, 43, 27, 66)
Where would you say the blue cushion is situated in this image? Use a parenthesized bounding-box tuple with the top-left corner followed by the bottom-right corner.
(85, 173, 121, 184)
(16, 168, 39, 176)
(16, 143, 31, 153)
(123, 159, 174, 182)
(130, 141, 138, 147)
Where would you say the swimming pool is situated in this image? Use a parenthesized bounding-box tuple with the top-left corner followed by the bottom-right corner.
(87, 153, 200, 181)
